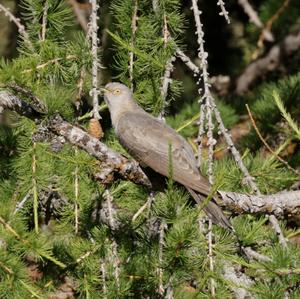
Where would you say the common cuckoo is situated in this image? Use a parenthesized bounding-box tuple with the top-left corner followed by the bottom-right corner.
(103, 82, 231, 229)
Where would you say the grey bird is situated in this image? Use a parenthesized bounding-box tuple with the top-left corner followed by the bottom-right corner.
(103, 82, 231, 229)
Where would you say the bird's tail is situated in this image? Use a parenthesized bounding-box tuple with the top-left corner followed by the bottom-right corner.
(187, 187, 232, 230)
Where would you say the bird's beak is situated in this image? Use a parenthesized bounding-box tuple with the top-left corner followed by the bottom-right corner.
(100, 87, 110, 105)
(100, 87, 109, 93)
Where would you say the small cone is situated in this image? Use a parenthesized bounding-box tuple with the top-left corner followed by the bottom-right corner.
(89, 118, 104, 139)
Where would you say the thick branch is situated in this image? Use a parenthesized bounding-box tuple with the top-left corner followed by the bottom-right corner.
(0, 91, 43, 120)
(0, 91, 151, 188)
(236, 29, 300, 95)
(218, 190, 300, 217)
(48, 115, 150, 186)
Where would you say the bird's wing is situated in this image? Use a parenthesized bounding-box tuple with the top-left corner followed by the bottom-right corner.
(116, 111, 211, 195)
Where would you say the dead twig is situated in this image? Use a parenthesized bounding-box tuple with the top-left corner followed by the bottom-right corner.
(40, 0, 49, 41)
(191, 0, 260, 195)
(68, 0, 89, 33)
(216, 0, 230, 24)
(237, 0, 273, 42)
(252, 0, 290, 60)
(157, 221, 167, 296)
(236, 29, 300, 94)
(246, 104, 299, 175)
(88, 0, 101, 120)
(129, 0, 138, 90)
(21, 55, 77, 74)
(0, 3, 34, 51)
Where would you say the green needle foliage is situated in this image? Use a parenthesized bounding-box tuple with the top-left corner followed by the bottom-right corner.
(0, 0, 300, 298)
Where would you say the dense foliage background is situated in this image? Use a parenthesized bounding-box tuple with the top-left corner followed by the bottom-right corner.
(1, 0, 300, 298)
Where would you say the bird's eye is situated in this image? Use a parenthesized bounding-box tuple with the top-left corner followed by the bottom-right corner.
(113, 89, 121, 95)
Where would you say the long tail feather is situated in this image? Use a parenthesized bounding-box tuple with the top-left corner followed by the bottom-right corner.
(187, 187, 232, 230)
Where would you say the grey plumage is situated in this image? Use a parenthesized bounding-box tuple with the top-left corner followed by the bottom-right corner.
(104, 82, 231, 229)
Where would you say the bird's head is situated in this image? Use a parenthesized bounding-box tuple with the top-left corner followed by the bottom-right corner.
(102, 82, 140, 125)
(103, 82, 132, 107)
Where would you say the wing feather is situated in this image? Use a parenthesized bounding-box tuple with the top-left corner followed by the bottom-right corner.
(116, 112, 211, 195)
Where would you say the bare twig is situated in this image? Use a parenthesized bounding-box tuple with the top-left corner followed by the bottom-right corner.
(238, 0, 273, 46)
(40, 0, 49, 41)
(275, 268, 300, 276)
(0, 3, 33, 50)
(191, 0, 287, 245)
(157, 12, 175, 120)
(252, 0, 290, 60)
(89, 0, 101, 120)
(100, 260, 108, 299)
(208, 220, 216, 297)
(103, 191, 120, 289)
(242, 246, 271, 262)
(213, 102, 260, 194)
(0, 261, 14, 275)
(237, 0, 264, 29)
(129, 0, 138, 90)
(103, 190, 117, 230)
(200, 86, 216, 299)
(246, 104, 299, 175)
(32, 142, 39, 234)
(21, 55, 77, 74)
(262, 0, 289, 37)
(158, 56, 176, 119)
(75, 68, 86, 111)
(191, 0, 214, 170)
(13, 191, 32, 215)
(206, 100, 215, 185)
(74, 149, 79, 234)
(75, 246, 99, 264)
(110, 239, 120, 290)
(157, 222, 167, 296)
(176, 48, 200, 74)
(191, 3, 265, 288)
(162, 13, 170, 45)
(216, 0, 230, 24)
(199, 91, 216, 296)
(132, 195, 154, 222)
(191, 0, 259, 194)
(165, 276, 174, 299)
(196, 102, 206, 167)
(68, 0, 89, 33)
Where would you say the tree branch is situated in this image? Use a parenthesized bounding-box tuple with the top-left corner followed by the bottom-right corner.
(0, 91, 43, 120)
(0, 91, 151, 188)
(218, 190, 300, 217)
(2, 90, 300, 217)
(236, 29, 300, 95)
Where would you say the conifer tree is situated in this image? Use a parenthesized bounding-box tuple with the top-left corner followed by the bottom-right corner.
(0, 0, 300, 298)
